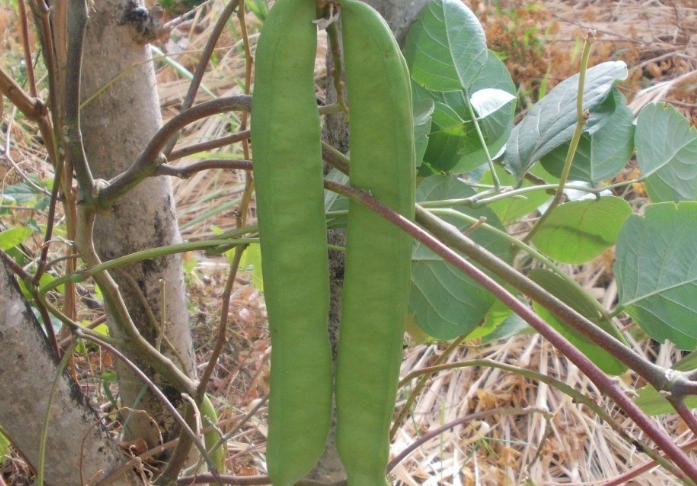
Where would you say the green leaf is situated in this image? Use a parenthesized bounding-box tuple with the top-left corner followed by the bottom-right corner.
(411, 51, 516, 175)
(482, 298, 533, 343)
(410, 176, 514, 339)
(0, 429, 9, 465)
(414, 99, 435, 167)
(615, 202, 697, 349)
(0, 227, 33, 250)
(239, 243, 263, 292)
(453, 53, 516, 174)
(540, 88, 635, 184)
(531, 196, 632, 264)
(405, 0, 488, 92)
(470, 88, 516, 119)
(635, 102, 697, 202)
(480, 165, 552, 225)
(529, 269, 628, 375)
(504, 61, 628, 181)
(420, 102, 469, 174)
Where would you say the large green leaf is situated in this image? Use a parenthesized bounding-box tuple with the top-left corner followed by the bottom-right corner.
(615, 202, 697, 349)
(540, 89, 635, 184)
(414, 52, 516, 175)
(410, 176, 514, 339)
(405, 0, 488, 92)
(504, 61, 628, 181)
(532, 196, 632, 264)
(529, 269, 628, 375)
(635, 102, 697, 202)
(635, 349, 697, 416)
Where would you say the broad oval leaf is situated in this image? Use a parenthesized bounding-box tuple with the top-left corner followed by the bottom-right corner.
(405, 0, 488, 92)
(635, 102, 697, 202)
(410, 175, 514, 339)
(541, 88, 635, 184)
(532, 196, 632, 264)
(615, 202, 697, 349)
(504, 61, 628, 181)
(529, 269, 628, 375)
(0, 227, 33, 251)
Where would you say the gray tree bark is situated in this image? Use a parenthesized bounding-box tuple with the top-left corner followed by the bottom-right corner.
(0, 255, 140, 486)
(79, 0, 196, 454)
(310, 0, 428, 482)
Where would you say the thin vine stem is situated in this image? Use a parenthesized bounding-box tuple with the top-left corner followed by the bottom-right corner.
(36, 339, 78, 486)
(523, 30, 595, 244)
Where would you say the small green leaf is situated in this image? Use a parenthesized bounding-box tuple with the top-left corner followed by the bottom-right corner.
(405, 0, 488, 92)
(0, 227, 33, 251)
(410, 176, 514, 339)
(0, 429, 9, 465)
(240, 243, 263, 292)
(615, 202, 697, 349)
(635, 102, 697, 202)
(480, 166, 552, 225)
(532, 196, 632, 264)
(413, 99, 435, 167)
(504, 61, 628, 180)
(529, 269, 628, 375)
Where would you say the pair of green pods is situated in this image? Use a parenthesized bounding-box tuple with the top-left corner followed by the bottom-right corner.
(251, 1, 415, 485)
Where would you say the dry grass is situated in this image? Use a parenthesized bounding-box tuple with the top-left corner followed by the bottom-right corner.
(2, 0, 697, 484)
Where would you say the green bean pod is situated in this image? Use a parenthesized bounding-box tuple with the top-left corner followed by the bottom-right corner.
(251, 1, 333, 484)
(336, 2, 416, 485)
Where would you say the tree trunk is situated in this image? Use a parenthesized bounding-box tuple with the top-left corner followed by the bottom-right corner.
(0, 255, 140, 486)
(310, 0, 428, 481)
(79, 0, 196, 454)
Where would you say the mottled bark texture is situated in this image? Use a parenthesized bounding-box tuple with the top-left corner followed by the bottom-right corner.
(308, 0, 428, 482)
(0, 256, 140, 486)
(79, 0, 196, 452)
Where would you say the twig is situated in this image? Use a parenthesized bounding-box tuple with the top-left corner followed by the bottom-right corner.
(600, 438, 697, 486)
(0, 67, 46, 119)
(168, 130, 250, 161)
(74, 329, 220, 477)
(161, 0, 240, 156)
(64, 0, 94, 196)
(387, 407, 551, 471)
(98, 96, 252, 205)
(157, 159, 253, 178)
(390, 335, 467, 440)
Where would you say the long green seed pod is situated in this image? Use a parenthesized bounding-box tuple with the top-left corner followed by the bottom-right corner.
(336, 1, 416, 485)
(251, 1, 333, 484)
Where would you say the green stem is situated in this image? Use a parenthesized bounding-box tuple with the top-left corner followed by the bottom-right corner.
(465, 91, 500, 189)
(39, 233, 257, 295)
(37, 339, 78, 486)
(523, 31, 595, 244)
